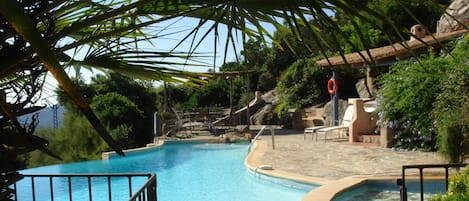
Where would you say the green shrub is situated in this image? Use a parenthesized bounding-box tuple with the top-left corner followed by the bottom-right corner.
(277, 58, 332, 108)
(378, 35, 469, 155)
(431, 166, 469, 201)
(377, 54, 450, 150)
(432, 36, 469, 163)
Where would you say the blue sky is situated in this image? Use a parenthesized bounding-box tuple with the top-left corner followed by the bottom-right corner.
(42, 17, 275, 105)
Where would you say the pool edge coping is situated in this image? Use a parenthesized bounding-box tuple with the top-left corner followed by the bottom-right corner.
(303, 175, 450, 201)
(101, 140, 165, 160)
(244, 139, 331, 186)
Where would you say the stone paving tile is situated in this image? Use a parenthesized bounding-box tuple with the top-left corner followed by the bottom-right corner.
(256, 132, 446, 180)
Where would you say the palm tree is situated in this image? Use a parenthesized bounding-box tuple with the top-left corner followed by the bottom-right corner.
(0, 0, 449, 199)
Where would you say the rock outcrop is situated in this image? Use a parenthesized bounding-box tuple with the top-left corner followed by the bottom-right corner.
(437, 0, 469, 33)
(251, 90, 279, 125)
(322, 99, 349, 126)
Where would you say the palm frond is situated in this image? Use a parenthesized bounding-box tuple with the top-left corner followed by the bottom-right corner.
(137, 0, 445, 67)
(69, 49, 211, 86)
(0, 0, 124, 156)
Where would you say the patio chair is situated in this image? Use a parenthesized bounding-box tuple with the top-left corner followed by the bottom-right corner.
(315, 105, 354, 142)
(172, 108, 214, 137)
(303, 119, 328, 140)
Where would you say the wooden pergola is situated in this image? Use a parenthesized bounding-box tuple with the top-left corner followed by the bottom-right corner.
(315, 29, 468, 97)
(204, 70, 256, 78)
(316, 29, 468, 69)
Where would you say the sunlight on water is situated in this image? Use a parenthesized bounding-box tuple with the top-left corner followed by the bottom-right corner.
(18, 142, 317, 201)
(333, 180, 446, 201)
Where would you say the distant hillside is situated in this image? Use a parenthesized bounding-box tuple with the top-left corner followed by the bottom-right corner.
(19, 105, 65, 129)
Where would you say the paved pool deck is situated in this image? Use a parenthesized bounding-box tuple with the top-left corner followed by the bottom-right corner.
(243, 128, 448, 201)
(254, 131, 446, 180)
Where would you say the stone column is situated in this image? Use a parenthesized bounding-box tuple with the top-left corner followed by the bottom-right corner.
(380, 122, 394, 148)
(349, 98, 377, 143)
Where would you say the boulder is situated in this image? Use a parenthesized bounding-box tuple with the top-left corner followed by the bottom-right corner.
(322, 99, 349, 126)
(261, 89, 279, 104)
(355, 78, 372, 98)
(250, 89, 279, 125)
(214, 132, 251, 143)
(251, 104, 275, 125)
(437, 0, 469, 33)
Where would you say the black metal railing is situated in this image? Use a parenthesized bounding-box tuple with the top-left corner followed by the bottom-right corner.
(397, 163, 467, 201)
(129, 174, 157, 201)
(13, 173, 157, 201)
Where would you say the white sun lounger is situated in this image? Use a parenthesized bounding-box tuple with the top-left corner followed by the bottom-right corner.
(315, 106, 354, 142)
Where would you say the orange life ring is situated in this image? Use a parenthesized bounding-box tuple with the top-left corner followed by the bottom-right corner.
(327, 78, 338, 95)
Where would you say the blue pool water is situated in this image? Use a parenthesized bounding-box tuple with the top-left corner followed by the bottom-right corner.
(18, 142, 317, 201)
(333, 180, 446, 201)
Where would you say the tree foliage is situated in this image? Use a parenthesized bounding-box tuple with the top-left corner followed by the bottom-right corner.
(89, 73, 157, 146)
(377, 54, 449, 150)
(378, 35, 469, 153)
(277, 57, 361, 109)
(27, 111, 108, 167)
(28, 74, 155, 167)
(277, 58, 331, 109)
(91, 92, 143, 148)
(337, 0, 448, 52)
(58, 73, 156, 147)
(170, 62, 247, 109)
(432, 36, 469, 163)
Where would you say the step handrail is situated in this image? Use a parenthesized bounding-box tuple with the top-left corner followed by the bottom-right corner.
(247, 126, 267, 153)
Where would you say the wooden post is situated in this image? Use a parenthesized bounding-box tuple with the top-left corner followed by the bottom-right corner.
(246, 76, 250, 127)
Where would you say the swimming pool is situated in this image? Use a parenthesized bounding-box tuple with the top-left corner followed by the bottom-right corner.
(333, 180, 446, 201)
(18, 142, 318, 201)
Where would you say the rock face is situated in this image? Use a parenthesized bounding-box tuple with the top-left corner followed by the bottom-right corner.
(251, 104, 275, 125)
(437, 0, 469, 33)
(355, 78, 372, 99)
(251, 90, 279, 125)
(322, 99, 349, 126)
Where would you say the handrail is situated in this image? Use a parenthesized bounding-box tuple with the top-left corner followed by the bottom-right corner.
(397, 163, 467, 201)
(247, 126, 267, 153)
(14, 173, 156, 201)
(128, 173, 157, 201)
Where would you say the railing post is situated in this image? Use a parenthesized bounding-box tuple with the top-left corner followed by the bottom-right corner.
(445, 167, 449, 191)
(31, 176, 36, 201)
(50, 177, 54, 201)
(16, 173, 157, 201)
(88, 176, 92, 201)
(107, 176, 112, 201)
(399, 163, 467, 201)
(397, 180, 407, 201)
(419, 168, 424, 201)
(397, 170, 407, 201)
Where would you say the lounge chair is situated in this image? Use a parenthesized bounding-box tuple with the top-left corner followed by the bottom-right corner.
(315, 105, 354, 142)
(303, 119, 328, 140)
(172, 108, 214, 137)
